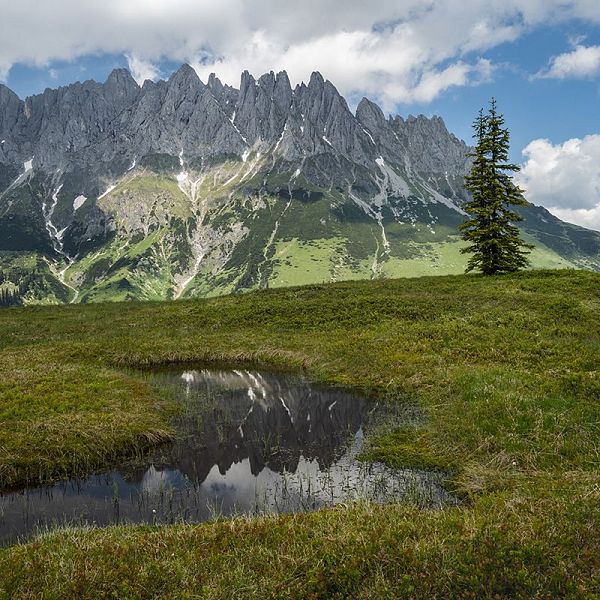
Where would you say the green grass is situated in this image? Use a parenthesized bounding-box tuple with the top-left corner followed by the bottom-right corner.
(0, 270, 599, 598)
(269, 234, 579, 285)
(270, 236, 361, 286)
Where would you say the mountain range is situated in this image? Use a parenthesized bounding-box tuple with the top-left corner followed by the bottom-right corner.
(1, 64, 599, 303)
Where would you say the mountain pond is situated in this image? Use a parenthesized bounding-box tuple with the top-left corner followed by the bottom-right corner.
(0, 368, 458, 546)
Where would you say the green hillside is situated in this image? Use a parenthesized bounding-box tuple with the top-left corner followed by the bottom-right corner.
(0, 270, 598, 598)
(1, 166, 599, 305)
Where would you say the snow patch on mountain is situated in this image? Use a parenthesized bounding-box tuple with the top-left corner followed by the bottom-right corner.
(98, 185, 116, 200)
(73, 195, 87, 211)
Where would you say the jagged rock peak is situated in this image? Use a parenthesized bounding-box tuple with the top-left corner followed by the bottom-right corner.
(140, 78, 160, 93)
(275, 70, 290, 87)
(239, 70, 256, 91)
(168, 63, 203, 88)
(104, 68, 140, 101)
(404, 114, 447, 128)
(356, 97, 386, 125)
(308, 71, 325, 87)
(258, 71, 276, 87)
(0, 83, 21, 104)
(274, 71, 293, 107)
(207, 72, 223, 92)
(105, 68, 139, 87)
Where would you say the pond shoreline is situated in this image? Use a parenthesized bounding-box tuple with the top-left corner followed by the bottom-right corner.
(0, 367, 455, 546)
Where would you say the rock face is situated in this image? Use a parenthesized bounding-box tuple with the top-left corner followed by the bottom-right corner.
(0, 64, 599, 304)
(0, 64, 470, 180)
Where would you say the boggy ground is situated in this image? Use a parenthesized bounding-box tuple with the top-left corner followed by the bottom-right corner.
(0, 270, 598, 598)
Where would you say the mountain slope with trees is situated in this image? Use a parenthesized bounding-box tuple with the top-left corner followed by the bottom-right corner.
(1, 66, 599, 303)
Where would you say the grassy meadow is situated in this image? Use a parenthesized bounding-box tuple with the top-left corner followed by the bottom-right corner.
(0, 269, 598, 598)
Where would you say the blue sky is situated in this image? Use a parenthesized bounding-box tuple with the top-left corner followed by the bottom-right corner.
(2, 1, 600, 229)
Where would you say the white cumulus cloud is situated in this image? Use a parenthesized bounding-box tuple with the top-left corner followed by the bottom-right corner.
(534, 44, 600, 79)
(0, 0, 600, 104)
(517, 136, 600, 230)
(190, 28, 494, 109)
(125, 54, 161, 85)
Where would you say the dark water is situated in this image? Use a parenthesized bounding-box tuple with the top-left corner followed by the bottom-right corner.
(0, 369, 456, 546)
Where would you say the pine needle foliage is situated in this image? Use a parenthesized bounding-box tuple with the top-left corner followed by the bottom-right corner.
(460, 99, 533, 275)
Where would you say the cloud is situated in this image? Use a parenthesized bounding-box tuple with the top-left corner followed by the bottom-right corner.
(534, 44, 600, 79)
(191, 28, 493, 109)
(546, 206, 600, 231)
(0, 60, 10, 83)
(517, 136, 600, 231)
(125, 55, 161, 84)
(1, 1, 600, 103)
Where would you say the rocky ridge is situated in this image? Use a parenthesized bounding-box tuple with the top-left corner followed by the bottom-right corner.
(0, 65, 598, 303)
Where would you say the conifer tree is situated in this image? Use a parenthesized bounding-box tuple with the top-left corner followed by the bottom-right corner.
(460, 99, 532, 275)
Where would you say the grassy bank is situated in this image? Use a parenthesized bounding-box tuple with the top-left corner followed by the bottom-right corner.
(0, 270, 599, 598)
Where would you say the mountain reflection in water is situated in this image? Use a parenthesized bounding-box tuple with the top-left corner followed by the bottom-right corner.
(0, 369, 457, 546)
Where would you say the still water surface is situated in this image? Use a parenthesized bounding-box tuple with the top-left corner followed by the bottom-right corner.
(0, 369, 456, 545)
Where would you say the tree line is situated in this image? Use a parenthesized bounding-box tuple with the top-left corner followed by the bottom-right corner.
(0, 285, 23, 307)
